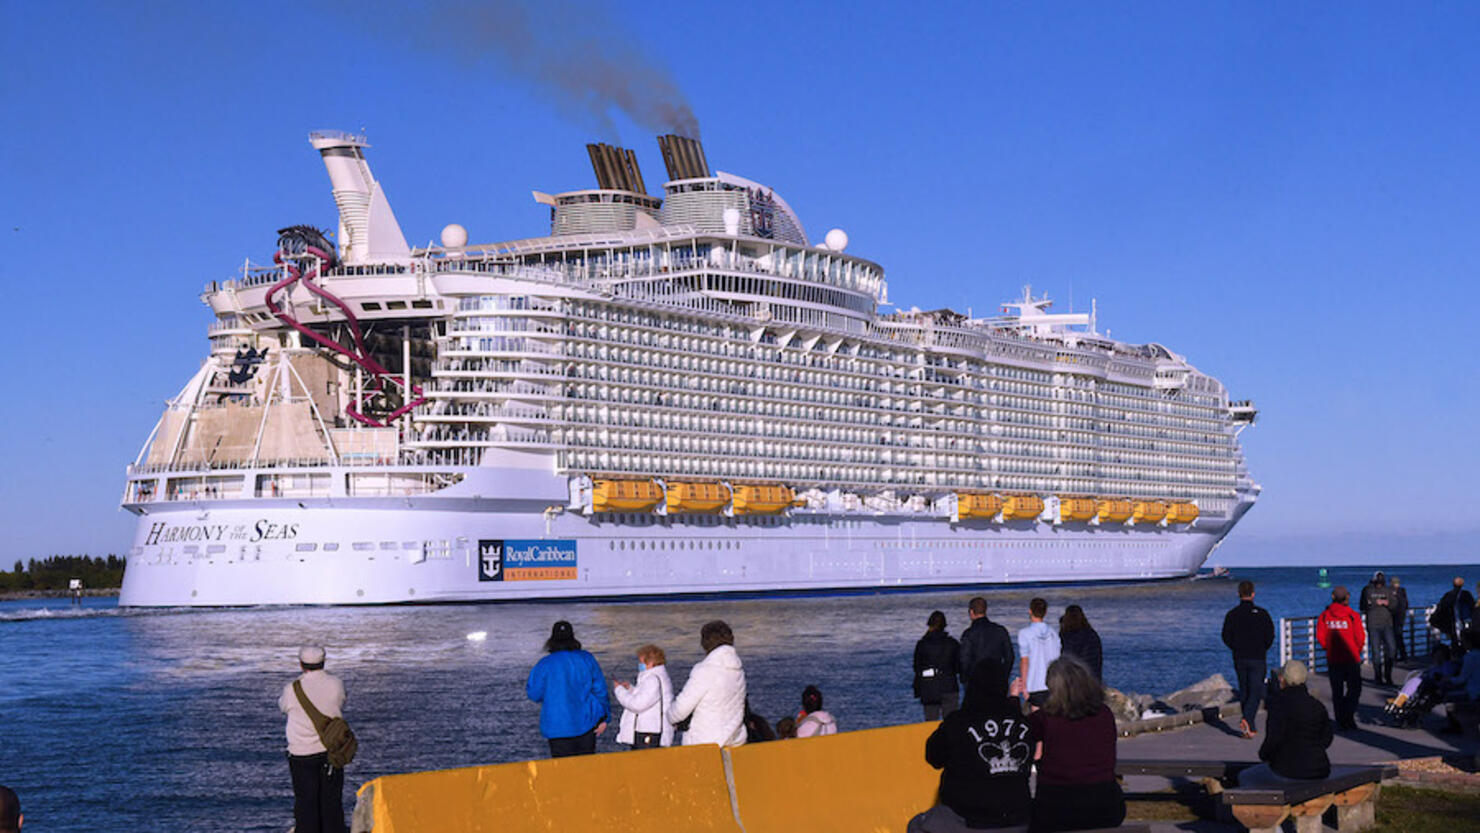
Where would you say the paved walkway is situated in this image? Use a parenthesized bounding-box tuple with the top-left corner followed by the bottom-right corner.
(1116, 662, 1478, 832)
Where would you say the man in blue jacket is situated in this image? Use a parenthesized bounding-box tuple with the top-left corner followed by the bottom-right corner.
(527, 620, 610, 757)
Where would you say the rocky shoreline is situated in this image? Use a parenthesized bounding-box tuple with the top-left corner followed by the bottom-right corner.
(1106, 673, 1240, 737)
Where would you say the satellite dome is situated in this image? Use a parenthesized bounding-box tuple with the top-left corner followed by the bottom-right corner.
(440, 223, 468, 249)
(824, 228, 848, 252)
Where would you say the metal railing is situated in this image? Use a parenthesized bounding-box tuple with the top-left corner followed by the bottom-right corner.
(1279, 606, 1438, 672)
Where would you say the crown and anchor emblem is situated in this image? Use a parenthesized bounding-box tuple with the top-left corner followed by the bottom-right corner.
(480, 542, 503, 578)
(227, 346, 269, 384)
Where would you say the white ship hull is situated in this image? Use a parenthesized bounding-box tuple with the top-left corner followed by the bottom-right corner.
(119, 469, 1250, 607)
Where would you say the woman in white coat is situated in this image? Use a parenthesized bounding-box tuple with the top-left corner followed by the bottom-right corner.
(669, 620, 748, 747)
(614, 644, 675, 749)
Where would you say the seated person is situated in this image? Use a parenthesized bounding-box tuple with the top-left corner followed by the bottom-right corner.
(774, 715, 798, 739)
(1441, 631, 1480, 702)
(1027, 656, 1125, 833)
(1393, 645, 1458, 706)
(1423, 644, 1459, 684)
(1240, 660, 1332, 785)
(795, 685, 838, 737)
(909, 661, 1034, 832)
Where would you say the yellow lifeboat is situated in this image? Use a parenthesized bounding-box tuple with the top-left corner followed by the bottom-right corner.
(1096, 499, 1133, 523)
(592, 479, 663, 513)
(1057, 497, 1097, 522)
(1001, 495, 1045, 521)
(731, 484, 794, 515)
(957, 493, 1004, 520)
(1167, 502, 1200, 524)
(1132, 500, 1168, 524)
(664, 482, 731, 514)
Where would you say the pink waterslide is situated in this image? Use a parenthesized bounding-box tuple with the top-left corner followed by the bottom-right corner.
(265, 245, 425, 427)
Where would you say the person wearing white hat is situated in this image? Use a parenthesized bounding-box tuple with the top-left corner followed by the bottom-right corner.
(278, 645, 347, 833)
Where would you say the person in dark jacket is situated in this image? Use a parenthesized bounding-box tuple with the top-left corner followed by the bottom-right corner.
(959, 597, 1015, 691)
(1360, 572, 1397, 685)
(1390, 577, 1411, 660)
(1431, 578, 1475, 655)
(743, 698, 776, 742)
(1239, 660, 1332, 784)
(915, 610, 962, 719)
(908, 661, 1033, 832)
(1058, 604, 1103, 680)
(1222, 580, 1275, 738)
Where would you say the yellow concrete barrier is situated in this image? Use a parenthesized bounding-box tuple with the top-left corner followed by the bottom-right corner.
(726, 722, 940, 833)
(357, 744, 741, 833)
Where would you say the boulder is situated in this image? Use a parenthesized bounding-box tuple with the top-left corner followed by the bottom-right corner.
(1103, 686, 1155, 724)
(1159, 673, 1235, 713)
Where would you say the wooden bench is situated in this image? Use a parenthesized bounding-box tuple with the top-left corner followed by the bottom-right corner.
(899, 825, 1150, 833)
(1117, 758, 1255, 782)
(1116, 758, 1258, 820)
(1220, 764, 1398, 833)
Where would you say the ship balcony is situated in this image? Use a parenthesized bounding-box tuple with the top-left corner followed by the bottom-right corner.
(411, 426, 554, 447)
(441, 342, 565, 358)
(126, 455, 396, 476)
(420, 405, 553, 423)
(421, 386, 562, 400)
(430, 360, 564, 377)
(453, 295, 564, 314)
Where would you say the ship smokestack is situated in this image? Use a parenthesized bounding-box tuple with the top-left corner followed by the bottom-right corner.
(308, 131, 411, 265)
(585, 143, 648, 193)
(657, 134, 711, 181)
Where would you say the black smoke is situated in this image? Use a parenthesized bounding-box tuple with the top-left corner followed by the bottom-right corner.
(341, 0, 701, 139)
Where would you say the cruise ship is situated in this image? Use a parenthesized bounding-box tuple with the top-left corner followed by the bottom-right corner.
(118, 131, 1259, 606)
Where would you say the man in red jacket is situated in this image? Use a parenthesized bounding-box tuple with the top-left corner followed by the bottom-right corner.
(1316, 586, 1366, 730)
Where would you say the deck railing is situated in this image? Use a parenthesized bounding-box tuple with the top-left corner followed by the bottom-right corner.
(1279, 606, 1438, 672)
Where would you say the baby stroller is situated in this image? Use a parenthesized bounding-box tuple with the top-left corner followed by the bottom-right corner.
(1384, 669, 1441, 728)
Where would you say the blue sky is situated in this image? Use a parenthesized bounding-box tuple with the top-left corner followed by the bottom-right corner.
(1, 1, 1476, 566)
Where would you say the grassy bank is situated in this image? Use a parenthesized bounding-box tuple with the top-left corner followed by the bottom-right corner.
(1126, 784, 1480, 832)
(1375, 784, 1480, 833)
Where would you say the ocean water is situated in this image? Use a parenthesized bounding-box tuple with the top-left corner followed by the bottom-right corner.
(2, 563, 1476, 832)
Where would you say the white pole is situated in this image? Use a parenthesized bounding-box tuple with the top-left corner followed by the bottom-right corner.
(250, 360, 280, 464)
(403, 324, 412, 435)
(1279, 618, 1289, 667)
(283, 357, 338, 464)
(1306, 620, 1316, 672)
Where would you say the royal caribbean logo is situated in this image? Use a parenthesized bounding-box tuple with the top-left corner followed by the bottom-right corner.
(227, 346, 269, 385)
(477, 540, 503, 581)
(477, 539, 577, 582)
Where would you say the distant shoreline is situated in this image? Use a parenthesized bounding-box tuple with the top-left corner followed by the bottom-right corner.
(0, 588, 120, 602)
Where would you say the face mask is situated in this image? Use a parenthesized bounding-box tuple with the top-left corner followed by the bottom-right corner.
(637, 661, 647, 673)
